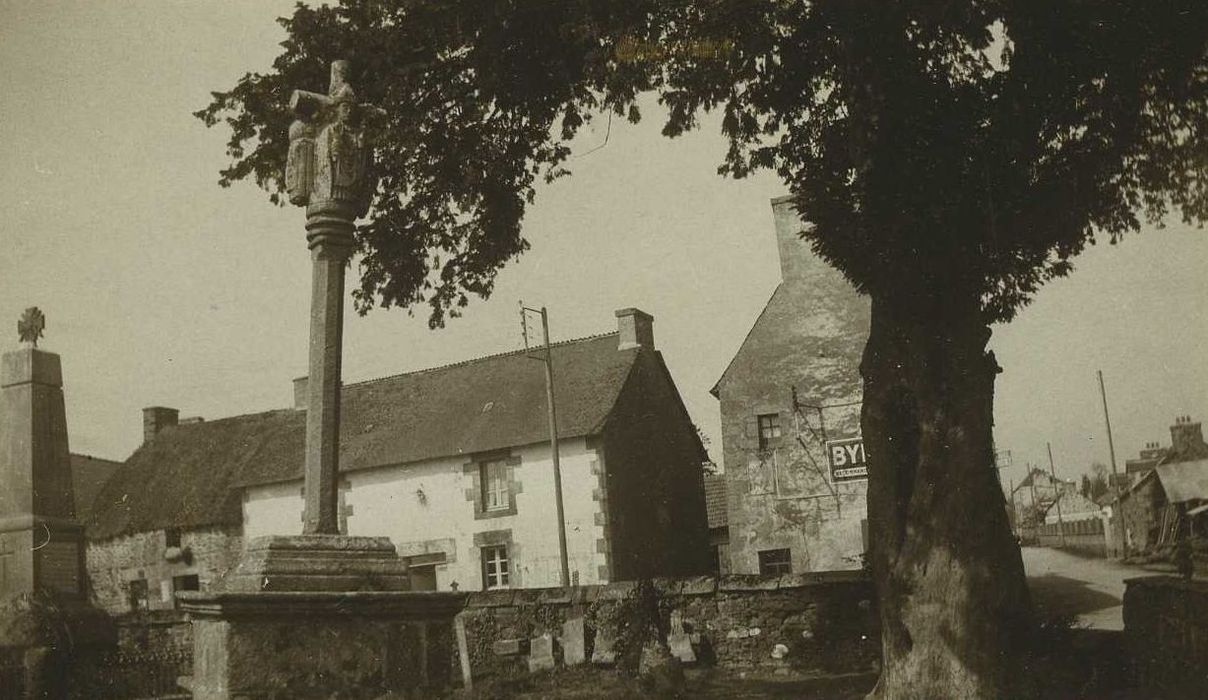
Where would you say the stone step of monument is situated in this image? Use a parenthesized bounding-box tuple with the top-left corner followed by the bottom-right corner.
(216, 534, 409, 593)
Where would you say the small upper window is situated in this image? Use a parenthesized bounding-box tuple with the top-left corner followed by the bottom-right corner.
(164, 528, 181, 548)
(481, 460, 510, 511)
(482, 545, 510, 590)
(758, 548, 792, 575)
(757, 413, 782, 450)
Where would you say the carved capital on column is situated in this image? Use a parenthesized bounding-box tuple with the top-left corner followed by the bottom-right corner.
(305, 200, 357, 258)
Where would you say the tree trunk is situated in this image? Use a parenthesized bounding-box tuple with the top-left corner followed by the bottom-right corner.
(861, 291, 1034, 699)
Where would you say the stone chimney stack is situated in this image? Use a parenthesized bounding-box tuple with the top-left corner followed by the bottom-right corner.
(293, 376, 308, 410)
(616, 308, 654, 350)
(1170, 415, 1204, 455)
(143, 406, 179, 444)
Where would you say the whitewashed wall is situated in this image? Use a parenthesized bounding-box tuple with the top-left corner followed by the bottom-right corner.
(241, 437, 608, 591)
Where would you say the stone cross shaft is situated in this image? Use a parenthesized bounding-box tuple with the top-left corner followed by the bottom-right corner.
(286, 60, 378, 535)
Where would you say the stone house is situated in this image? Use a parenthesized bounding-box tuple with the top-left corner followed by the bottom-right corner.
(1117, 415, 1208, 554)
(711, 196, 870, 575)
(1009, 468, 1078, 529)
(82, 308, 711, 613)
(1043, 490, 1103, 524)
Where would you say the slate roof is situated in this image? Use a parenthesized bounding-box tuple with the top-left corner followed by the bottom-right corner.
(703, 473, 728, 529)
(86, 333, 644, 541)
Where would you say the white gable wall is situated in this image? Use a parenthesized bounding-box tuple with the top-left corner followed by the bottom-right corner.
(241, 436, 607, 591)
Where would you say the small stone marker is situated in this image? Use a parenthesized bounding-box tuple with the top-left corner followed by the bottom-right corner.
(528, 633, 556, 672)
(591, 630, 617, 666)
(562, 616, 586, 666)
(667, 610, 696, 664)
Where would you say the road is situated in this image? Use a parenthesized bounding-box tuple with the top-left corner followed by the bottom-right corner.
(1022, 546, 1145, 631)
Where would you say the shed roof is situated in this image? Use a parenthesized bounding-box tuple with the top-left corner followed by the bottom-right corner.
(1154, 459, 1208, 504)
(86, 333, 644, 541)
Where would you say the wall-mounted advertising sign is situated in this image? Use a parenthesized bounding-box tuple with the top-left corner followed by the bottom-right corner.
(827, 437, 868, 482)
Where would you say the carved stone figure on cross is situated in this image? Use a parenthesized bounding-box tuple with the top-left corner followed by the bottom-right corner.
(286, 60, 378, 216)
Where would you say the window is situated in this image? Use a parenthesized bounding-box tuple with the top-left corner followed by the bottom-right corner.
(757, 413, 782, 450)
(128, 579, 149, 611)
(173, 574, 199, 592)
(405, 553, 447, 592)
(481, 460, 510, 511)
(758, 548, 792, 575)
(481, 545, 510, 590)
(164, 528, 181, 548)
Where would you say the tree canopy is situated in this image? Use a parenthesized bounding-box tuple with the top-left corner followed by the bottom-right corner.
(198, 0, 1208, 327)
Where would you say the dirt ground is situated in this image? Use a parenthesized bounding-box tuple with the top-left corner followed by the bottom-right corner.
(457, 667, 877, 700)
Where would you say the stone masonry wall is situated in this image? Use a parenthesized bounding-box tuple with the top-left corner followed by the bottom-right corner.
(1123, 576, 1208, 696)
(85, 526, 243, 614)
(715, 197, 871, 575)
(456, 572, 878, 682)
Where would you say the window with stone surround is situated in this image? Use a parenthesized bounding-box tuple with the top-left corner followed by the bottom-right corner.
(481, 545, 510, 590)
(757, 413, 782, 450)
(481, 459, 510, 511)
(465, 454, 521, 519)
(757, 548, 792, 575)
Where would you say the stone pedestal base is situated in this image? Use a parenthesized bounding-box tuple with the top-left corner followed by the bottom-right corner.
(179, 591, 466, 700)
(180, 535, 465, 698)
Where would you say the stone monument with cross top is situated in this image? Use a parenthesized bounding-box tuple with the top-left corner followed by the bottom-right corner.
(0, 308, 86, 601)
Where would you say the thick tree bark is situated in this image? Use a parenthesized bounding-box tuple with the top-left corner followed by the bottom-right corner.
(861, 291, 1034, 699)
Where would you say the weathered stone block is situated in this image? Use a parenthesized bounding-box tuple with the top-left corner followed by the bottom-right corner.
(591, 630, 617, 666)
(562, 616, 586, 666)
(528, 633, 556, 672)
(677, 575, 717, 596)
(719, 574, 780, 592)
(536, 586, 573, 605)
(597, 581, 638, 601)
(492, 638, 529, 657)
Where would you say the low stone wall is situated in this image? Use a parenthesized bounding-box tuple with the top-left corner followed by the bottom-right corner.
(1123, 576, 1208, 696)
(67, 610, 193, 699)
(457, 572, 878, 682)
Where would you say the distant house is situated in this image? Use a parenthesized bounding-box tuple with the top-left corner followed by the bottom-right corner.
(1117, 416, 1208, 555)
(84, 309, 711, 613)
(1009, 468, 1077, 525)
(711, 197, 870, 575)
(1043, 490, 1103, 524)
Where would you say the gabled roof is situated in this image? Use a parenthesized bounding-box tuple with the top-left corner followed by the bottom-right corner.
(86, 333, 645, 541)
(703, 473, 728, 529)
(70, 453, 120, 521)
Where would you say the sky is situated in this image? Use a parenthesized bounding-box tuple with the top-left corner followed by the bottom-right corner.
(1, 1, 1205, 494)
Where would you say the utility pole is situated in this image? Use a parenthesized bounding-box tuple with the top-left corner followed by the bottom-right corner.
(1048, 442, 1066, 547)
(521, 303, 570, 586)
(1097, 370, 1121, 490)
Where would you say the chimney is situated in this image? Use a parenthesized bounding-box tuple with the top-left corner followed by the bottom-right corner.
(615, 308, 654, 350)
(293, 376, 309, 410)
(143, 406, 179, 444)
(1170, 415, 1204, 455)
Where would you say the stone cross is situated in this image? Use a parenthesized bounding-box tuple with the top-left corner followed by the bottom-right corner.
(286, 60, 378, 535)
